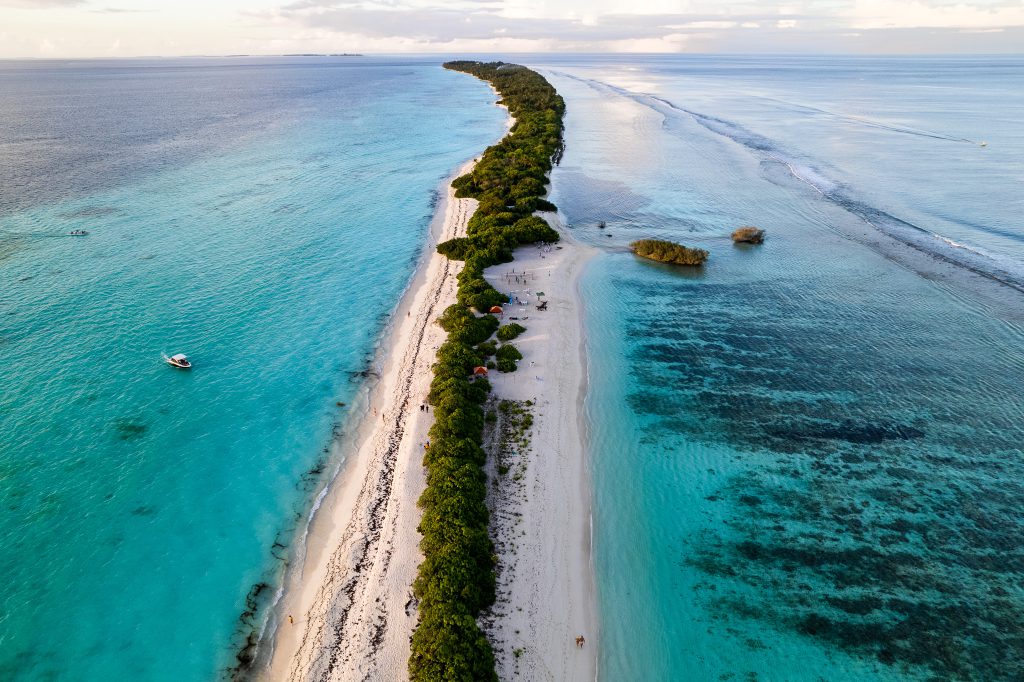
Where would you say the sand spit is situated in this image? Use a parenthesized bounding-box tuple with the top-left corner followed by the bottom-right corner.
(480, 228, 599, 681)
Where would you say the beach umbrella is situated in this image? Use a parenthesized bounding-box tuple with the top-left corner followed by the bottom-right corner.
(489, 305, 503, 314)
(473, 366, 489, 376)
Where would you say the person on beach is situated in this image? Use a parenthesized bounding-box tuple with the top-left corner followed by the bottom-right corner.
(288, 615, 294, 625)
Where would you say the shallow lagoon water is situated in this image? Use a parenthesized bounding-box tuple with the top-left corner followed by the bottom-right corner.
(0, 57, 505, 681)
(4, 53, 1024, 682)
(542, 57, 1024, 681)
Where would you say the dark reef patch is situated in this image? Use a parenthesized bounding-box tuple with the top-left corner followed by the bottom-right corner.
(611, 265, 1024, 680)
(113, 418, 148, 441)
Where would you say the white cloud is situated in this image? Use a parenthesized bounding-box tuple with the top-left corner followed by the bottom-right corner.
(664, 21, 738, 29)
(1, 0, 81, 6)
(1, 0, 1024, 57)
(842, 0, 1024, 29)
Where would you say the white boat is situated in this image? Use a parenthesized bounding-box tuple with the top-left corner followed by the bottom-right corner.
(166, 353, 192, 369)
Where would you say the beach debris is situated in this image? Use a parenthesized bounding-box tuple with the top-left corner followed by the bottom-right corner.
(732, 226, 766, 244)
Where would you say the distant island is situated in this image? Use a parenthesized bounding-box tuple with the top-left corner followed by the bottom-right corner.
(632, 239, 709, 266)
(282, 53, 363, 57)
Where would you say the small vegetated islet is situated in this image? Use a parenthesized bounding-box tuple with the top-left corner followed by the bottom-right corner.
(631, 238, 709, 266)
(731, 225, 766, 244)
(409, 61, 564, 681)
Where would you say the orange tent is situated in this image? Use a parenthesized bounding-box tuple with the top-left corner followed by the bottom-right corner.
(489, 306, 503, 314)
(473, 366, 489, 376)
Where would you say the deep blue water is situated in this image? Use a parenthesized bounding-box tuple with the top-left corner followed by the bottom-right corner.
(539, 56, 1024, 681)
(0, 57, 505, 681)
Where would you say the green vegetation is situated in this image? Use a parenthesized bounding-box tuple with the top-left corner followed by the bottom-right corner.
(496, 323, 526, 341)
(494, 343, 523, 373)
(437, 304, 499, 345)
(732, 226, 766, 244)
(409, 61, 564, 682)
(435, 61, 564, 313)
(631, 238, 709, 266)
(476, 340, 498, 358)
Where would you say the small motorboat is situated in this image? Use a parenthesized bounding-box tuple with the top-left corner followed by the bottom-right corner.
(68, 230, 89, 236)
(166, 353, 192, 369)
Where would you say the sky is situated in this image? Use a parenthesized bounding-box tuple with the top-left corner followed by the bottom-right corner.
(0, 0, 1022, 57)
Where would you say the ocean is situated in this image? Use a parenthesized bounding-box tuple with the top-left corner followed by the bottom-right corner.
(0, 56, 505, 681)
(540, 55, 1024, 680)
(4, 53, 1024, 682)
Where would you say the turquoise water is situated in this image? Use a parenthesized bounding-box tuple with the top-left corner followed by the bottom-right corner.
(541, 57, 1024, 681)
(0, 57, 505, 681)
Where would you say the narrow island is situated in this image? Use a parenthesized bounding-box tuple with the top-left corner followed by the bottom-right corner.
(263, 61, 594, 682)
(409, 61, 566, 681)
(631, 238, 709, 266)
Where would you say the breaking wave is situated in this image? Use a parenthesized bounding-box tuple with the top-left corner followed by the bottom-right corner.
(556, 72, 1024, 294)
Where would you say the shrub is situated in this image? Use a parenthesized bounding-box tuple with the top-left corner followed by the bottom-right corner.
(408, 607, 497, 682)
(496, 323, 526, 341)
(495, 344, 523, 362)
(437, 237, 471, 260)
(437, 305, 498, 345)
(631, 239, 709, 266)
(732, 226, 766, 244)
(496, 358, 517, 373)
(495, 343, 522, 372)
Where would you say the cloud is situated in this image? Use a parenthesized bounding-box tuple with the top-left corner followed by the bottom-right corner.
(4, 0, 1024, 56)
(272, 3, 817, 45)
(0, 0, 83, 6)
(841, 0, 1024, 29)
(91, 7, 157, 12)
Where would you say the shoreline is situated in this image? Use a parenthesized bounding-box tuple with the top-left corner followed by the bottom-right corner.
(260, 68, 597, 681)
(480, 224, 599, 680)
(259, 156, 481, 681)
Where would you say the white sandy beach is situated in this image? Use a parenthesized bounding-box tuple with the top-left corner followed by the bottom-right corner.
(262, 160, 474, 681)
(480, 230, 599, 681)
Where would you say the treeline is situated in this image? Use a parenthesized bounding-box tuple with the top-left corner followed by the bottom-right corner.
(408, 61, 565, 681)
(437, 61, 563, 311)
(631, 238, 709, 266)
